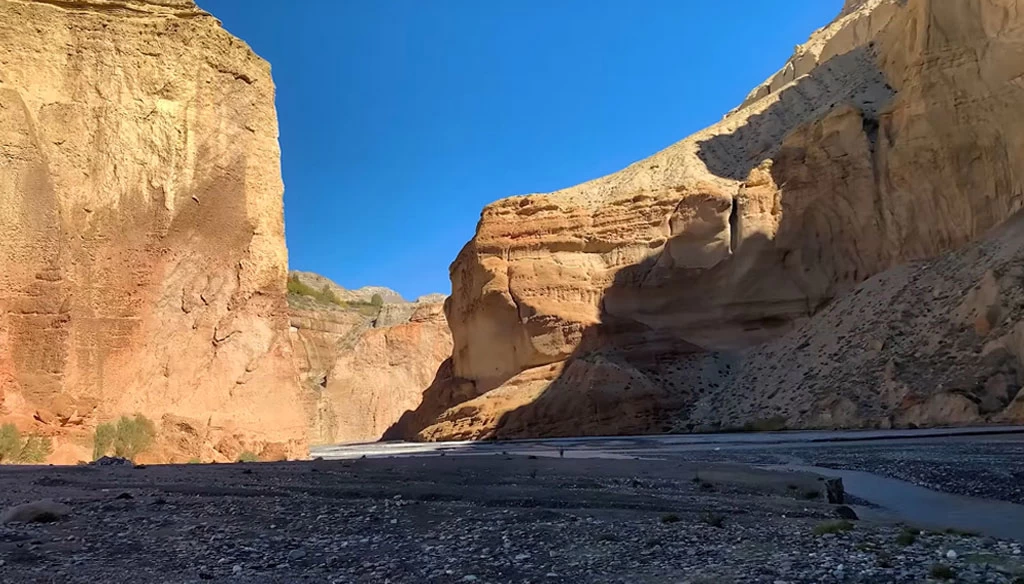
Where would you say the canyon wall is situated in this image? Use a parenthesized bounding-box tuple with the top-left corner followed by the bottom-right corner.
(0, 0, 306, 462)
(397, 0, 1024, 440)
(287, 272, 452, 444)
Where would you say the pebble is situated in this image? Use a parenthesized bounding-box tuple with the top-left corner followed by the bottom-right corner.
(947, 550, 958, 560)
(287, 549, 306, 561)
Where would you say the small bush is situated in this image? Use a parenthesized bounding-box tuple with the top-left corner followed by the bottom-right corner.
(0, 424, 21, 462)
(0, 424, 53, 464)
(286, 276, 345, 307)
(930, 564, 955, 580)
(19, 435, 53, 463)
(801, 489, 821, 500)
(701, 512, 725, 528)
(660, 513, 681, 524)
(93, 415, 156, 461)
(813, 520, 854, 536)
(237, 451, 259, 463)
(896, 531, 917, 546)
(692, 475, 714, 492)
(370, 293, 384, 307)
(897, 527, 920, 546)
(187, 458, 202, 464)
(93, 422, 116, 460)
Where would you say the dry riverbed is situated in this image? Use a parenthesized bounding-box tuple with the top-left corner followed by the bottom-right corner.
(0, 456, 1022, 583)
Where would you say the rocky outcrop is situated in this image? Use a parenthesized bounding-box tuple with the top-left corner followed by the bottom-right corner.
(399, 0, 1024, 440)
(0, 0, 306, 462)
(290, 270, 405, 304)
(688, 211, 1024, 431)
(287, 275, 451, 444)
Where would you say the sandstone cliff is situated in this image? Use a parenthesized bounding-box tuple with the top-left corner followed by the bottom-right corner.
(287, 273, 451, 444)
(0, 0, 306, 462)
(398, 0, 1024, 440)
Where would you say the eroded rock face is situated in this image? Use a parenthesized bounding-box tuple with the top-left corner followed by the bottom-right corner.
(0, 0, 306, 462)
(287, 276, 452, 444)
(405, 0, 1024, 440)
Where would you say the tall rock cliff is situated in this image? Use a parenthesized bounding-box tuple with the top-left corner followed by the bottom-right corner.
(287, 272, 452, 444)
(0, 0, 306, 462)
(400, 0, 1024, 440)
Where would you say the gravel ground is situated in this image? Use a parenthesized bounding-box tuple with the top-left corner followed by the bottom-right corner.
(1, 456, 1023, 583)
(660, 436, 1024, 504)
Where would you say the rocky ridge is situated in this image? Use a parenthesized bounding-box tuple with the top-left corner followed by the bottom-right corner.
(395, 0, 1024, 440)
(289, 270, 406, 304)
(0, 0, 306, 462)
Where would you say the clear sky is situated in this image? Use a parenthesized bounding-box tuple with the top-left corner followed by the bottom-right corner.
(196, 0, 842, 300)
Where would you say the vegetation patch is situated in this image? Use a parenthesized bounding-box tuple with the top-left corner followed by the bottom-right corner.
(929, 564, 955, 580)
(287, 275, 384, 316)
(237, 451, 260, 463)
(896, 527, 919, 546)
(700, 512, 725, 528)
(0, 424, 53, 464)
(93, 414, 156, 461)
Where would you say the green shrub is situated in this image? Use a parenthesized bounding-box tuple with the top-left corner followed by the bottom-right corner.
(0, 424, 53, 464)
(0, 424, 20, 462)
(370, 293, 384, 307)
(896, 527, 919, 546)
(930, 564, 955, 580)
(287, 276, 345, 307)
(93, 422, 116, 460)
(701, 512, 725, 528)
(19, 435, 53, 463)
(93, 415, 156, 461)
(237, 451, 259, 463)
(660, 513, 681, 524)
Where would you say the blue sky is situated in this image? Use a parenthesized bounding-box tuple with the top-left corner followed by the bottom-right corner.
(197, 0, 841, 300)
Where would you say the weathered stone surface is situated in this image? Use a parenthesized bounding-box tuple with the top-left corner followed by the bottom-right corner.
(688, 211, 1024, 432)
(0, 0, 306, 462)
(288, 275, 452, 444)
(401, 0, 1024, 440)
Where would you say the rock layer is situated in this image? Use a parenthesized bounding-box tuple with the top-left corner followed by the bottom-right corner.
(0, 0, 306, 462)
(287, 274, 452, 444)
(402, 0, 1024, 440)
